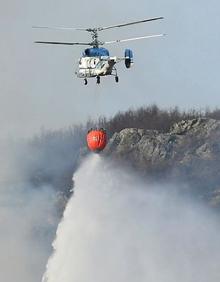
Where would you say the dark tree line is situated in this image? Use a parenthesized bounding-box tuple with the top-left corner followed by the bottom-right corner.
(96, 105, 220, 137)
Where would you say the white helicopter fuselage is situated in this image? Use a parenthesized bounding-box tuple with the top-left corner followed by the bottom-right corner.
(34, 16, 164, 84)
(76, 56, 119, 78)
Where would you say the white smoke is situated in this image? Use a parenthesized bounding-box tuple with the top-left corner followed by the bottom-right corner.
(0, 139, 59, 282)
(0, 185, 57, 282)
(43, 154, 220, 282)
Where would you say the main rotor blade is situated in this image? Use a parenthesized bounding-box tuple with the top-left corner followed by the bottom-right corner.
(32, 17, 163, 32)
(32, 26, 88, 31)
(34, 41, 92, 46)
(99, 17, 164, 31)
(104, 34, 165, 44)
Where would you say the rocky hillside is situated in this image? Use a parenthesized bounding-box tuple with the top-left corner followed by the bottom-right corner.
(104, 118, 220, 209)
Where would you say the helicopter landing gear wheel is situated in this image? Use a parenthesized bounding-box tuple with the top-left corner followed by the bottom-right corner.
(115, 76, 119, 83)
(96, 76, 100, 84)
(84, 79, 88, 85)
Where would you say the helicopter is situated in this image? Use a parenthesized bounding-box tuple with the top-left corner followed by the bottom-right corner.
(33, 17, 164, 85)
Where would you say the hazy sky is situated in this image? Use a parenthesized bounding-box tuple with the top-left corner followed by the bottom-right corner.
(0, 0, 220, 137)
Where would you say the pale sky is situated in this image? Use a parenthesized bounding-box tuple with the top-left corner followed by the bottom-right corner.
(0, 0, 220, 137)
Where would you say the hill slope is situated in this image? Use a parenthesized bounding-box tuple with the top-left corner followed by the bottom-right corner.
(105, 118, 220, 208)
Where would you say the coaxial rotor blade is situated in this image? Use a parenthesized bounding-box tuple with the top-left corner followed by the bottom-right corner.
(34, 41, 92, 46)
(99, 17, 164, 31)
(32, 26, 89, 31)
(104, 34, 165, 44)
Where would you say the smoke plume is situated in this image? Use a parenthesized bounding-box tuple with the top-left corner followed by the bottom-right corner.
(0, 139, 62, 282)
(43, 154, 220, 282)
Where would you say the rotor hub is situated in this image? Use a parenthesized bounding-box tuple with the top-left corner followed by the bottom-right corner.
(90, 29, 101, 48)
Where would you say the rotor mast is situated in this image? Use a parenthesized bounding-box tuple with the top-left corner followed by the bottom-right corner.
(89, 28, 102, 48)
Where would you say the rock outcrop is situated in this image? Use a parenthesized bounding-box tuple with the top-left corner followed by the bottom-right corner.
(104, 118, 220, 208)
